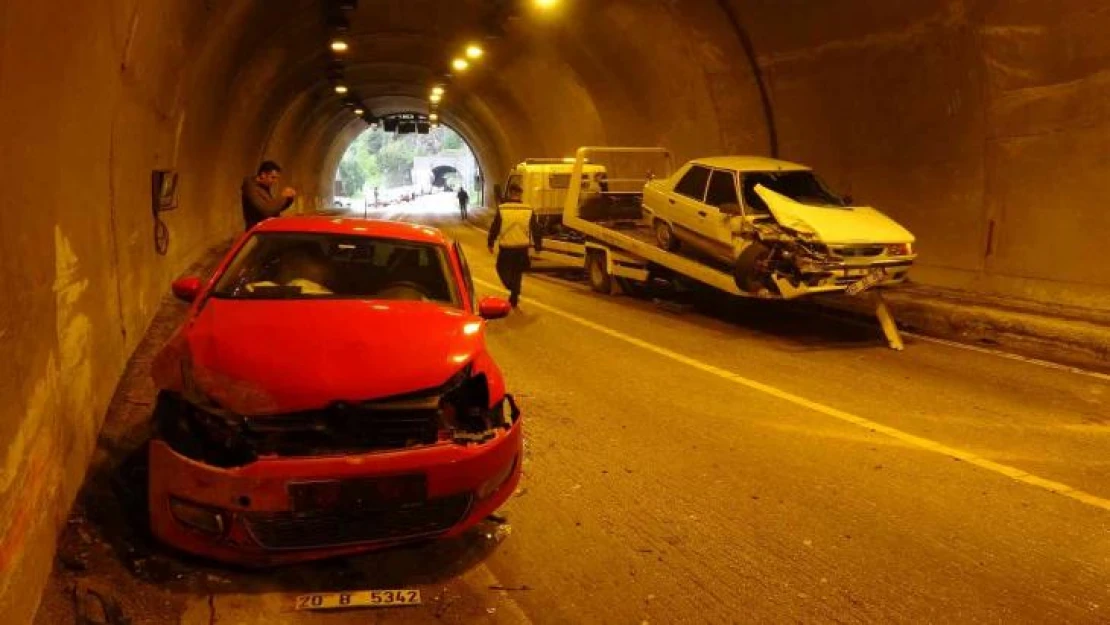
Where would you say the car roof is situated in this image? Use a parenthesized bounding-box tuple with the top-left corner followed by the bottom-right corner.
(253, 217, 449, 246)
(690, 156, 810, 172)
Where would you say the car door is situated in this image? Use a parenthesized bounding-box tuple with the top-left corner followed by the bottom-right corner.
(667, 164, 712, 249)
(701, 168, 745, 262)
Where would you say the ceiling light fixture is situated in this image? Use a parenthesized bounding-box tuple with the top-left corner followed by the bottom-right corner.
(334, 85, 348, 94)
(452, 58, 470, 72)
(429, 93, 442, 103)
(465, 44, 484, 60)
(330, 39, 349, 53)
(431, 86, 445, 96)
(354, 108, 364, 116)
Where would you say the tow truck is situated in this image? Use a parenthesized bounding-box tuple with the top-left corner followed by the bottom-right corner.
(531, 146, 907, 350)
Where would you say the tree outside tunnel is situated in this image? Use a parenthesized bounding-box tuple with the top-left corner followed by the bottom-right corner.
(334, 125, 479, 208)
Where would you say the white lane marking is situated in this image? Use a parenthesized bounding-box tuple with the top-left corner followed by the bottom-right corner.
(464, 218, 1110, 382)
(475, 278, 1110, 513)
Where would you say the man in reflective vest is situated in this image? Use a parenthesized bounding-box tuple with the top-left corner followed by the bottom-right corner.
(487, 184, 542, 308)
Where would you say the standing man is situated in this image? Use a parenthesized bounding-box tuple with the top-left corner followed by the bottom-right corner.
(457, 186, 470, 220)
(487, 184, 542, 309)
(242, 161, 296, 230)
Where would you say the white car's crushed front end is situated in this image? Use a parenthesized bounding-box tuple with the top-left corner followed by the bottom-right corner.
(739, 186, 917, 297)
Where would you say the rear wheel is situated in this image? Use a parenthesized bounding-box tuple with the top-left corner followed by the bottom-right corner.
(586, 251, 612, 294)
(654, 220, 679, 251)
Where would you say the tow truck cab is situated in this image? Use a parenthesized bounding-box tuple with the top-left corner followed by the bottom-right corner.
(503, 158, 608, 231)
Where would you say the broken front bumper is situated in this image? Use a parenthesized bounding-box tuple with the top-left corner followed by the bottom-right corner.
(771, 257, 914, 298)
(148, 418, 523, 566)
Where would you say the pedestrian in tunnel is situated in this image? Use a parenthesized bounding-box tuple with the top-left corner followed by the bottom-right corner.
(241, 161, 297, 230)
(488, 184, 542, 309)
(457, 186, 470, 220)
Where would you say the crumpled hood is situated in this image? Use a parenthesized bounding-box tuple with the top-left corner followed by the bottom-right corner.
(755, 185, 914, 244)
(184, 299, 483, 415)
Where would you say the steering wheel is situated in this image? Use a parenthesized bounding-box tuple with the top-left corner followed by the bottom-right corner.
(374, 281, 433, 301)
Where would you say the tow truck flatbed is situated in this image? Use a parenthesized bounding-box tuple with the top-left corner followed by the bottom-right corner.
(532, 147, 905, 350)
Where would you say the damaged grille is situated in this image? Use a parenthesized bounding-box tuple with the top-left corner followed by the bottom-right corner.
(830, 245, 885, 258)
(243, 494, 472, 550)
(244, 398, 441, 457)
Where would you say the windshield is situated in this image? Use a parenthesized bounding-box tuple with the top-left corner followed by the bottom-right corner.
(211, 233, 460, 306)
(741, 170, 847, 214)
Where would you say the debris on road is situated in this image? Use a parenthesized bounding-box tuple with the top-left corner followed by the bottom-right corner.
(485, 523, 513, 543)
(489, 585, 533, 592)
(653, 299, 693, 314)
(75, 581, 131, 625)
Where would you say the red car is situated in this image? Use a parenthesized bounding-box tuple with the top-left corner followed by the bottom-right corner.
(147, 217, 522, 566)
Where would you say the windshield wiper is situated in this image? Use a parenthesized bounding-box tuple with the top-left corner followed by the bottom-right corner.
(234, 285, 305, 299)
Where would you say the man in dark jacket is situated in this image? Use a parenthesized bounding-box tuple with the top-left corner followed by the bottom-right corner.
(457, 187, 470, 219)
(242, 161, 296, 230)
(487, 185, 542, 308)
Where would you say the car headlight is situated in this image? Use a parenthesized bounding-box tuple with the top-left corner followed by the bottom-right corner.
(436, 364, 515, 441)
(886, 243, 913, 257)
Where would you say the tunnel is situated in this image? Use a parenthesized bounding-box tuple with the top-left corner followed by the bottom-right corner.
(2, 0, 1109, 620)
(432, 165, 460, 188)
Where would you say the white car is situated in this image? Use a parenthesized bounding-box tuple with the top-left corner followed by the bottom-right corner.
(642, 156, 916, 295)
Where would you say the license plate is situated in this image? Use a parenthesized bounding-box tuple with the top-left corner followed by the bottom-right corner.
(288, 475, 426, 512)
(295, 589, 422, 611)
(845, 268, 887, 296)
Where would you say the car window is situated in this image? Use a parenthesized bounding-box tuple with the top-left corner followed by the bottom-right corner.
(211, 233, 460, 306)
(674, 165, 711, 201)
(705, 170, 740, 210)
(549, 173, 571, 190)
(742, 171, 846, 215)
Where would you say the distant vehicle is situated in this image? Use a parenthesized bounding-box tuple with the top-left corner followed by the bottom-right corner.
(643, 156, 916, 294)
(503, 158, 609, 230)
(148, 217, 521, 565)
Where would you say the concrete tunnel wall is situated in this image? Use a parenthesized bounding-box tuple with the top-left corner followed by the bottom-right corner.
(1, 0, 1108, 618)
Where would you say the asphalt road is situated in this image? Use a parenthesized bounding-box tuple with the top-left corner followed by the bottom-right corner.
(37, 197, 1110, 624)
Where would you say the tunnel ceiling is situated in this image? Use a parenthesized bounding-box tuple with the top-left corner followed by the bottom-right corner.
(263, 0, 545, 186)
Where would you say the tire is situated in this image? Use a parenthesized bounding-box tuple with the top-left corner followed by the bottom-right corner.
(654, 220, 679, 251)
(734, 242, 775, 294)
(586, 251, 612, 294)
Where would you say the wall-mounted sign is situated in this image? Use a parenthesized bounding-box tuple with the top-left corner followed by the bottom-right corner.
(152, 170, 179, 213)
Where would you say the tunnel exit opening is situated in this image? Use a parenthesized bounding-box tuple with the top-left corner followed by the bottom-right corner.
(332, 122, 482, 217)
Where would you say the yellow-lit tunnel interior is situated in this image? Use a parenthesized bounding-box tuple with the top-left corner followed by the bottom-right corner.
(1, 0, 1108, 617)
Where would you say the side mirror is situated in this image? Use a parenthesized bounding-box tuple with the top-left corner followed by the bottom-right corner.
(478, 296, 512, 320)
(171, 276, 203, 303)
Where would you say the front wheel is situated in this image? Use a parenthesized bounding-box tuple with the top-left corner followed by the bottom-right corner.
(654, 220, 679, 251)
(734, 242, 776, 294)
